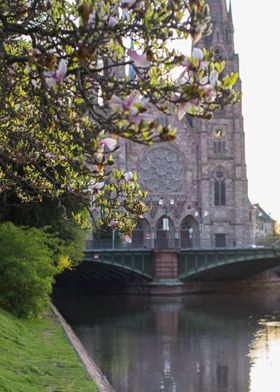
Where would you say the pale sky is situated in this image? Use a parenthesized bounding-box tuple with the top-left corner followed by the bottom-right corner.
(229, 0, 280, 220)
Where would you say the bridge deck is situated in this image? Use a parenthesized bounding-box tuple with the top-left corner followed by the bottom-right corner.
(78, 247, 280, 282)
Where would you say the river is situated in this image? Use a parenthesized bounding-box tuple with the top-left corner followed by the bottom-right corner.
(54, 290, 280, 392)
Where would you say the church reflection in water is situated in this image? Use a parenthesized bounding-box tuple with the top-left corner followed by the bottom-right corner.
(54, 291, 280, 392)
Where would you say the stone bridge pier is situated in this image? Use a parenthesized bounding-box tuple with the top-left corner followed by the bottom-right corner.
(154, 250, 178, 280)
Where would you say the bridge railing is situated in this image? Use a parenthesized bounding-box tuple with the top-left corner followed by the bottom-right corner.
(85, 232, 280, 251)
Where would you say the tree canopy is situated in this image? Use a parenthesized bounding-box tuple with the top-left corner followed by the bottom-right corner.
(0, 0, 239, 235)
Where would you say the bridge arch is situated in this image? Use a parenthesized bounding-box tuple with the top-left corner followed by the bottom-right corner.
(180, 216, 199, 248)
(179, 249, 280, 281)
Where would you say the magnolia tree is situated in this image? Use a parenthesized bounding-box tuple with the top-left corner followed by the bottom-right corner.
(0, 0, 239, 236)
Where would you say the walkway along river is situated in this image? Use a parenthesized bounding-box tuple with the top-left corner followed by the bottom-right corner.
(54, 290, 280, 392)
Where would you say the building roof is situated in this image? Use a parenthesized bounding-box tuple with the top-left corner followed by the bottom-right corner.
(253, 203, 275, 223)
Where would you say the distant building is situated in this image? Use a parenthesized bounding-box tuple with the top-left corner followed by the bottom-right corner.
(274, 220, 280, 236)
(117, 0, 254, 248)
(253, 203, 275, 241)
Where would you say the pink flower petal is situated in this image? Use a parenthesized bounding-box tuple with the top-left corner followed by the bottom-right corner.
(56, 59, 68, 82)
(125, 235, 132, 243)
(200, 76, 209, 86)
(192, 48, 204, 61)
(178, 102, 188, 121)
(209, 70, 219, 87)
(45, 77, 57, 89)
(108, 16, 117, 27)
(123, 91, 140, 110)
(100, 138, 118, 151)
(91, 181, 104, 190)
(127, 49, 149, 68)
(124, 171, 133, 181)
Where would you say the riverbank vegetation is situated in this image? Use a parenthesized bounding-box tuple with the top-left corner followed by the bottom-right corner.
(0, 307, 98, 391)
(0, 220, 88, 318)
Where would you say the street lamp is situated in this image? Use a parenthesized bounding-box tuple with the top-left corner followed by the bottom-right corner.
(112, 229, 115, 249)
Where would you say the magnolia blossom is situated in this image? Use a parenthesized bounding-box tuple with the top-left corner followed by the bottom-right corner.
(124, 171, 133, 181)
(45, 152, 55, 160)
(209, 70, 219, 87)
(201, 86, 217, 105)
(88, 12, 96, 25)
(110, 91, 150, 123)
(178, 48, 207, 83)
(110, 91, 139, 112)
(127, 49, 150, 68)
(45, 59, 68, 89)
(108, 16, 117, 27)
(90, 181, 105, 191)
(124, 170, 136, 190)
(192, 48, 204, 61)
(31, 79, 38, 88)
(100, 138, 118, 151)
(199, 76, 209, 86)
(178, 99, 199, 121)
(125, 234, 132, 243)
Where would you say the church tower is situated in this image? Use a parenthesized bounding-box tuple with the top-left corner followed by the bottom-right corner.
(120, 0, 253, 248)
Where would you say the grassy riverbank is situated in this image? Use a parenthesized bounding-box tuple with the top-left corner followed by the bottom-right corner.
(0, 307, 98, 392)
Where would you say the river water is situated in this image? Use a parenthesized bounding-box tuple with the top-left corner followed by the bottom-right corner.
(54, 290, 280, 392)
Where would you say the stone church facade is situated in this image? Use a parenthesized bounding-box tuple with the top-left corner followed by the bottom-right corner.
(118, 0, 254, 249)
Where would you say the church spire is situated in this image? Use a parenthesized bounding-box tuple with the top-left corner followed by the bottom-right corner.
(197, 0, 235, 59)
(227, 0, 234, 32)
(204, 0, 228, 23)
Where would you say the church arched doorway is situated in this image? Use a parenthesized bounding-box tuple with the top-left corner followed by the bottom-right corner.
(155, 216, 175, 249)
(180, 216, 200, 248)
(132, 219, 151, 248)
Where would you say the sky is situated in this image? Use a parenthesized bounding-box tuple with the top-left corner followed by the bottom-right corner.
(229, 0, 280, 220)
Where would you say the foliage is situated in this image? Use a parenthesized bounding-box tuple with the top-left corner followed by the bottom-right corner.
(0, 308, 98, 391)
(0, 222, 57, 318)
(0, 193, 89, 265)
(0, 0, 240, 235)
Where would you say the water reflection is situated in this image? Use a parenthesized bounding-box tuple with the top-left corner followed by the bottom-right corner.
(249, 316, 280, 392)
(54, 291, 280, 392)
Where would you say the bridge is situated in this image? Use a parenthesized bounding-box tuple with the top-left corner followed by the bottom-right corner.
(58, 241, 280, 289)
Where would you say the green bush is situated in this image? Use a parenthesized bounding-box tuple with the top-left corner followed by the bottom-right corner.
(0, 193, 89, 267)
(0, 222, 57, 318)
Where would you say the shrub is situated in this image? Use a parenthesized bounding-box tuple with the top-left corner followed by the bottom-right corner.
(0, 222, 57, 318)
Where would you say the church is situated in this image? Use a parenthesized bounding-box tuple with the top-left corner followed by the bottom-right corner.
(118, 0, 254, 249)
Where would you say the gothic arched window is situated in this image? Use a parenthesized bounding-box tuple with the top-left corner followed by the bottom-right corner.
(214, 169, 226, 206)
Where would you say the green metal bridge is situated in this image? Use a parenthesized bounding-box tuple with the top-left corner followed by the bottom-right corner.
(59, 247, 280, 283)
(178, 248, 280, 280)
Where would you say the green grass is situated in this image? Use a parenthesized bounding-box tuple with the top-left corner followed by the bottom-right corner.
(0, 307, 99, 392)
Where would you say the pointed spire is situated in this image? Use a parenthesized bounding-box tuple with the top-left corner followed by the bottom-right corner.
(205, 0, 228, 22)
(228, 0, 234, 31)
